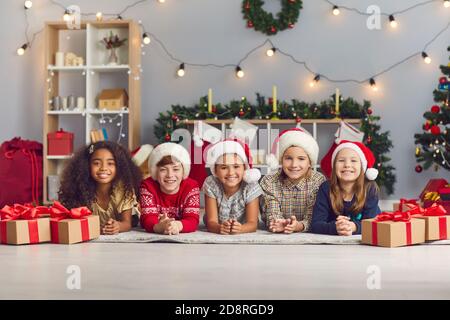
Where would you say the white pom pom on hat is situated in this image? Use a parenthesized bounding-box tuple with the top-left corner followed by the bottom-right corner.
(205, 139, 261, 184)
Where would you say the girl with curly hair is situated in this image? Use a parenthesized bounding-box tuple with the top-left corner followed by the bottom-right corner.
(58, 141, 142, 235)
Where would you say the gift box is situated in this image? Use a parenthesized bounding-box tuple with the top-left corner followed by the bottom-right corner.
(393, 198, 419, 212)
(410, 203, 450, 241)
(361, 212, 425, 248)
(50, 201, 100, 244)
(420, 179, 448, 208)
(47, 129, 74, 156)
(0, 204, 51, 245)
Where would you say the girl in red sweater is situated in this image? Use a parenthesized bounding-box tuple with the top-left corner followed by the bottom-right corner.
(140, 143, 200, 234)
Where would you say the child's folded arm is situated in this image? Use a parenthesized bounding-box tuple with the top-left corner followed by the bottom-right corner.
(311, 183, 338, 235)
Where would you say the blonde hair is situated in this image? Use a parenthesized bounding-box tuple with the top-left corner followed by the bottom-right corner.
(329, 155, 379, 215)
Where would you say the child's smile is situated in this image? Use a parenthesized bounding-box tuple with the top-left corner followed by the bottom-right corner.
(282, 146, 311, 181)
(335, 148, 362, 182)
(90, 148, 116, 185)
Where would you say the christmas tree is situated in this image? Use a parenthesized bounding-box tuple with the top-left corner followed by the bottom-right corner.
(414, 46, 450, 172)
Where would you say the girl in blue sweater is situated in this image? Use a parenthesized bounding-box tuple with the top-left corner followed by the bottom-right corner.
(311, 141, 381, 236)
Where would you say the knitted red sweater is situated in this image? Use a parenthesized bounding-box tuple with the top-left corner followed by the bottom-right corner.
(139, 177, 200, 233)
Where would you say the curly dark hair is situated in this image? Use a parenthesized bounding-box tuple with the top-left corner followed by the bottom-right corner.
(58, 141, 142, 209)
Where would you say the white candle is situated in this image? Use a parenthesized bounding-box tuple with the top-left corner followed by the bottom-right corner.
(272, 85, 277, 113)
(77, 97, 85, 110)
(55, 52, 64, 67)
(335, 88, 340, 115)
(208, 88, 212, 113)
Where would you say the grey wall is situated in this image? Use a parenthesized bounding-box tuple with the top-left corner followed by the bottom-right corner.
(1, 0, 449, 199)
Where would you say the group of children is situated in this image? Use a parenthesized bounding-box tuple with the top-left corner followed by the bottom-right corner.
(58, 128, 381, 236)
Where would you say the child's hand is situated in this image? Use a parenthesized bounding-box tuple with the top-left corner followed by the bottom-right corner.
(220, 220, 233, 235)
(165, 221, 183, 235)
(284, 216, 301, 234)
(269, 219, 288, 233)
(154, 213, 174, 234)
(230, 219, 242, 234)
(336, 216, 353, 236)
(103, 218, 120, 235)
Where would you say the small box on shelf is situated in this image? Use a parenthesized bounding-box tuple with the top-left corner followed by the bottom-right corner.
(98, 88, 128, 110)
(47, 129, 74, 156)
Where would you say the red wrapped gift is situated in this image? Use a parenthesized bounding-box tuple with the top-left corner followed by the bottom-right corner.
(439, 186, 450, 201)
(409, 203, 450, 241)
(47, 129, 74, 156)
(0, 204, 51, 245)
(50, 201, 99, 244)
(362, 211, 425, 248)
(420, 179, 448, 208)
(393, 198, 419, 212)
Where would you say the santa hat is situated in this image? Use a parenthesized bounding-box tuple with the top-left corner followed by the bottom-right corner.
(205, 139, 261, 184)
(131, 144, 153, 167)
(266, 128, 319, 171)
(148, 143, 191, 180)
(320, 140, 378, 180)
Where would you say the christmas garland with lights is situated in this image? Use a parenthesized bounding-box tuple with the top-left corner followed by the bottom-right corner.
(155, 93, 397, 194)
(242, 0, 303, 35)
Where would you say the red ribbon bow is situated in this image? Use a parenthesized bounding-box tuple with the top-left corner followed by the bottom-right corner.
(399, 198, 418, 211)
(0, 204, 50, 221)
(50, 201, 92, 220)
(375, 211, 411, 222)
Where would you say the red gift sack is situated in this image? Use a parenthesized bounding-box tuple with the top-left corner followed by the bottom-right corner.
(0, 138, 43, 207)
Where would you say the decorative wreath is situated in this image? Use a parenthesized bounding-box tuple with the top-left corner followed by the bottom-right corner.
(242, 0, 303, 36)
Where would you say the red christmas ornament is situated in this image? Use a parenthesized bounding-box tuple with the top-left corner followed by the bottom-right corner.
(270, 26, 276, 34)
(424, 122, 431, 131)
(165, 134, 171, 142)
(288, 23, 295, 29)
(367, 136, 372, 144)
(239, 109, 245, 117)
(212, 105, 217, 113)
(247, 20, 254, 28)
(431, 125, 441, 135)
(367, 108, 373, 115)
(171, 114, 178, 121)
(268, 97, 273, 105)
(415, 165, 423, 173)
(289, 0, 296, 3)
(440, 77, 448, 84)
(296, 117, 302, 123)
(245, 2, 250, 10)
(431, 105, 440, 113)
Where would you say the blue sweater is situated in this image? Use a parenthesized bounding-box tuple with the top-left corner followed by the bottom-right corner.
(311, 181, 380, 235)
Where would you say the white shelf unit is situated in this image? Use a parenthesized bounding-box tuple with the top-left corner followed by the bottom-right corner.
(184, 119, 362, 175)
(43, 20, 141, 203)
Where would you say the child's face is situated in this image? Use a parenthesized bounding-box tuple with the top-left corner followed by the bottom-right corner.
(157, 161, 183, 194)
(334, 148, 362, 183)
(215, 154, 245, 189)
(90, 148, 116, 185)
(282, 146, 311, 181)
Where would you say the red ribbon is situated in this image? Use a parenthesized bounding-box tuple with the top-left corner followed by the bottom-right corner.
(50, 201, 92, 243)
(372, 211, 412, 246)
(399, 198, 419, 212)
(0, 203, 49, 244)
(410, 203, 448, 240)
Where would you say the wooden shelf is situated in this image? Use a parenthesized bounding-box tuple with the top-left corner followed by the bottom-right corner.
(183, 118, 361, 125)
(89, 65, 130, 72)
(89, 109, 129, 114)
(47, 66, 86, 72)
(47, 110, 85, 115)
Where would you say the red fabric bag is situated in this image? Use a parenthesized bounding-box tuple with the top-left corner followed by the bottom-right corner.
(0, 138, 43, 207)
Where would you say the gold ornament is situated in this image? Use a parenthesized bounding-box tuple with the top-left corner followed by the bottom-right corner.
(415, 147, 421, 156)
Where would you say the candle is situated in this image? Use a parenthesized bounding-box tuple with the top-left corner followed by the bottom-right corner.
(272, 85, 277, 113)
(55, 52, 64, 67)
(335, 88, 340, 115)
(208, 88, 212, 113)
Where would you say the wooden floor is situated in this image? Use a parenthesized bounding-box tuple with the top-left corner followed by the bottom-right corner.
(1, 243, 450, 299)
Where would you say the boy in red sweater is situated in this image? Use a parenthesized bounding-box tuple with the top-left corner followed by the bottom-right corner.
(140, 142, 200, 234)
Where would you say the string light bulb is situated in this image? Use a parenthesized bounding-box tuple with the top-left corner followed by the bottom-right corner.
(17, 44, 28, 56)
(63, 10, 72, 22)
(332, 5, 340, 16)
(143, 33, 151, 45)
(177, 63, 185, 77)
(235, 66, 245, 78)
(96, 12, 103, 21)
(422, 52, 431, 64)
(389, 15, 398, 28)
(369, 78, 378, 91)
(266, 47, 276, 57)
(444, 0, 450, 8)
(24, 1, 33, 9)
(158, 0, 166, 3)
(309, 75, 320, 87)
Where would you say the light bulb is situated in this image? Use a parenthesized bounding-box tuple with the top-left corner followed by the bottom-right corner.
(332, 6, 340, 16)
(422, 52, 431, 64)
(370, 78, 378, 91)
(389, 15, 397, 28)
(143, 33, 151, 45)
(24, 1, 33, 9)
(63, 10, 71, 22)
(17, 44, 28, 56)
(96, 12, 103, 21)
(158, 0, 166, 3)
(177, 63, 185, 77)
(309, 75, 320, 87)
(236, 66, 245, 78)
(444, 0, 450, 8)
(266, 48, 276, 57)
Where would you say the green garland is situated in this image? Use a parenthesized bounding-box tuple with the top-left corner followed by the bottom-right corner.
(154, 93, 397, 195)
(242, 0, 303, 35)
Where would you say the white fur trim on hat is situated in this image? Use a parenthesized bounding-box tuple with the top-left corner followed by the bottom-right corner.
(148, 143, 191, 180)
(132, 144, 153, 167)
(276, 130, 319, 166)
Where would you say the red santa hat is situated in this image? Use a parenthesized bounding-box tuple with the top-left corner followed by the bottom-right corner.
(205, 139, 261, 184)
(320, 140, 378, 180)
(266, 128, 319, 171)
(131, 144, 154, 167)
(148, 143, 191, 180)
